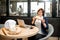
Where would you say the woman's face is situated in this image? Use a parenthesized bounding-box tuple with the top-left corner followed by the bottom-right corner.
(38, 10, 43, 16)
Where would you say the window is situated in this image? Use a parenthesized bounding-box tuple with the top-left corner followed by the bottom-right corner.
(0, 0, 58, 17)
(9, 0, 28, 16)
(31, 2, 44, 16)
(45, 2, 52, 17)
(31, 1, 52, 17)
(17, 2, 28, 16)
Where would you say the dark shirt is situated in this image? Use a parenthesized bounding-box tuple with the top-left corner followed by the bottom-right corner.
(41, 17, 48, 35)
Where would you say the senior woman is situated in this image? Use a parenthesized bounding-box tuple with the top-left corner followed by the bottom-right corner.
(29, 8, 48, 40)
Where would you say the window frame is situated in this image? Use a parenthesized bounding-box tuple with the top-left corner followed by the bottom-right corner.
(0, 0, 57, 18)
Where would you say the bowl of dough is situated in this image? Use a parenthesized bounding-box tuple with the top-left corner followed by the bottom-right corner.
(4, 19, 21, 35)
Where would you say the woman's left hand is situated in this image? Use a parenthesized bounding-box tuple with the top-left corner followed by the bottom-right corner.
(41, 19, 47, 28)
(41, 19, 45, 23)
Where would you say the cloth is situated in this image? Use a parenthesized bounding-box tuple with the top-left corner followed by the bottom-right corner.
(28, 33, 46, 40)
(34, 16, 43, 34)
(34, 16, 48, 35)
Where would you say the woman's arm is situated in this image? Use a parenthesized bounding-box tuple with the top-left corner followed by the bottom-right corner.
(41, 18, 48, 28)
(44, 18, 48, 29)
(41, 19, 46, 28)
(32, 17, 36, 25)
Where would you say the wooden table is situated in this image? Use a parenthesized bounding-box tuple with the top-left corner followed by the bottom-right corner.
(0, 25, 39, 40)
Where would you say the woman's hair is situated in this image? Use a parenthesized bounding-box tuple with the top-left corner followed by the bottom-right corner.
(37, 8, 44, 16)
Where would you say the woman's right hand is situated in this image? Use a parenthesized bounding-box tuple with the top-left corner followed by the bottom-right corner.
(32, 17, 36, 24)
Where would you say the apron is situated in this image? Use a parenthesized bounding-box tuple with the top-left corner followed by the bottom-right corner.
(35, 16, 43, 34)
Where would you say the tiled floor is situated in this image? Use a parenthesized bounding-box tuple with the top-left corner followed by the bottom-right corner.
(0, 36, 59, 40)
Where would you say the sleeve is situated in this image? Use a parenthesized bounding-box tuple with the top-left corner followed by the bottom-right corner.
(44, 17, 48, 29)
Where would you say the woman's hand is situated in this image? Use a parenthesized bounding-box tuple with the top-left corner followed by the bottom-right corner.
(43, 23, 46, 28)
(32, 17, 36, 24)
(41, 19, 47, 28)
(41, 19, 45, 23)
